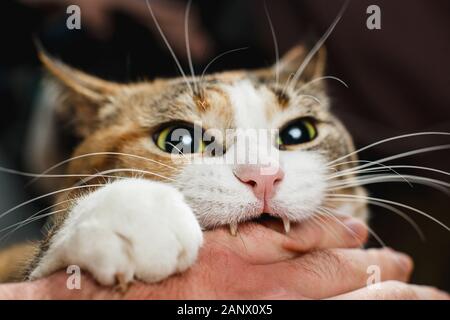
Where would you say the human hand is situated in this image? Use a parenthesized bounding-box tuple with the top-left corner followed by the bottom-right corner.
(2, 215, 447, 299)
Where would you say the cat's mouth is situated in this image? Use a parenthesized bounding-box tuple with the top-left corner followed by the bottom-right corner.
(229, 213, 291, 236)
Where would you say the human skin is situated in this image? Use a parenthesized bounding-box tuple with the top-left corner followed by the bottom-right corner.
(0, 216, 448, 300)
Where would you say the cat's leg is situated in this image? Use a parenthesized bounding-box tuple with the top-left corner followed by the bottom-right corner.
(29, 178, 203, 285)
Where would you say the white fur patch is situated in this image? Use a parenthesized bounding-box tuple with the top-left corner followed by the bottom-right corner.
(30, 178, 203, 285)
(224, 79, 272, 129)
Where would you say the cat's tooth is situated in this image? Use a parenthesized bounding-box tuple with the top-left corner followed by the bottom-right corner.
(282, 217, 290, 234)
(229, 222, 238, 236)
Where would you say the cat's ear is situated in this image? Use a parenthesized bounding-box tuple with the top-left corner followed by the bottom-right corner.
(276, 45, 327, 85)
(38, 50, 120, 101)
(37, 49, 121, 137)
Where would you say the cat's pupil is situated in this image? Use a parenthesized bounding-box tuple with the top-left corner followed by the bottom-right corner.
(282, 125, 306, 144)
(279, 119, 317, 146)
(166, 126, 198, 154)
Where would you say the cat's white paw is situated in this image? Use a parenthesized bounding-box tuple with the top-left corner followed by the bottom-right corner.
(30, 178, 203, 285)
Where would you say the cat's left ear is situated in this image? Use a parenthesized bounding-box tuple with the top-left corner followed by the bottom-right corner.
(38, 50, 121, 102)
(273, 45, 327, 85)
(37, 48, 121, 137)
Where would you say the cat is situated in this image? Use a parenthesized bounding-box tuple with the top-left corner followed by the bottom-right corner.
(1, 45, 370, 285)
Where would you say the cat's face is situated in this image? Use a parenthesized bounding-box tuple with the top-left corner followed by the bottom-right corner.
(41, 46, 365, 231)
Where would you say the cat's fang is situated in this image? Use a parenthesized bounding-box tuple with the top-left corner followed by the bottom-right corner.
(282, 218, 290, 234)
(229, 222, 238, 236)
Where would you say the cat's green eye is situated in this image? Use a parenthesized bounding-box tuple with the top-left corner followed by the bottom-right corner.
(277, 118, 318, 148)
(154, 124, 206, 154)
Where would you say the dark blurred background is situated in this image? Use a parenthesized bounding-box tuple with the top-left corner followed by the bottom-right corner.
(0, 0, 449, 290)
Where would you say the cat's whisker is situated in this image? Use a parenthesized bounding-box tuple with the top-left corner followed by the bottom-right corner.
(0, 167, 173, 225)
(0, 209, 67, 243)
(298, 75, 349, 91)
(363, 223, 387, 248)
(0, 184, 105, 221)
(27, 151, 179, 186)
(309, 212, 345, 246)
(199, 47, 249, 86)
(325, 193, 450, 231)
(327, 160, 408, 184)
(286, 0, 349, 92)
(145, 0, 194, 96)
(315, 207, 355, 244)
(281, 72, 295, 97)
(328, 159, 398, 170)
(298, 94, 322, 105)
(165, 142, 189, 160)
(327, 164, 450, 181)
(95, 168, 111, 185)
(264, 1, 280, 86)
(0, 167, 123, 181)
(75, 168, 178, 187)
(327, 132, 450, 167)
(184, 0, 198, 95)
(316, 206, 365, 247)
(0, 199, 75, 237)
(329, 173, 450, 187)
(0, 198, 75, 236)
(320, 204, 390, 248)
(326, 144, 450, 183)
(328, 174, 450, 194)
(235, 227, 248, 253)
(326, 197, 425, 241)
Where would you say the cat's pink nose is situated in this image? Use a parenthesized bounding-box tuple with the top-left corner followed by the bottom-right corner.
(234, 164, 284, 200)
